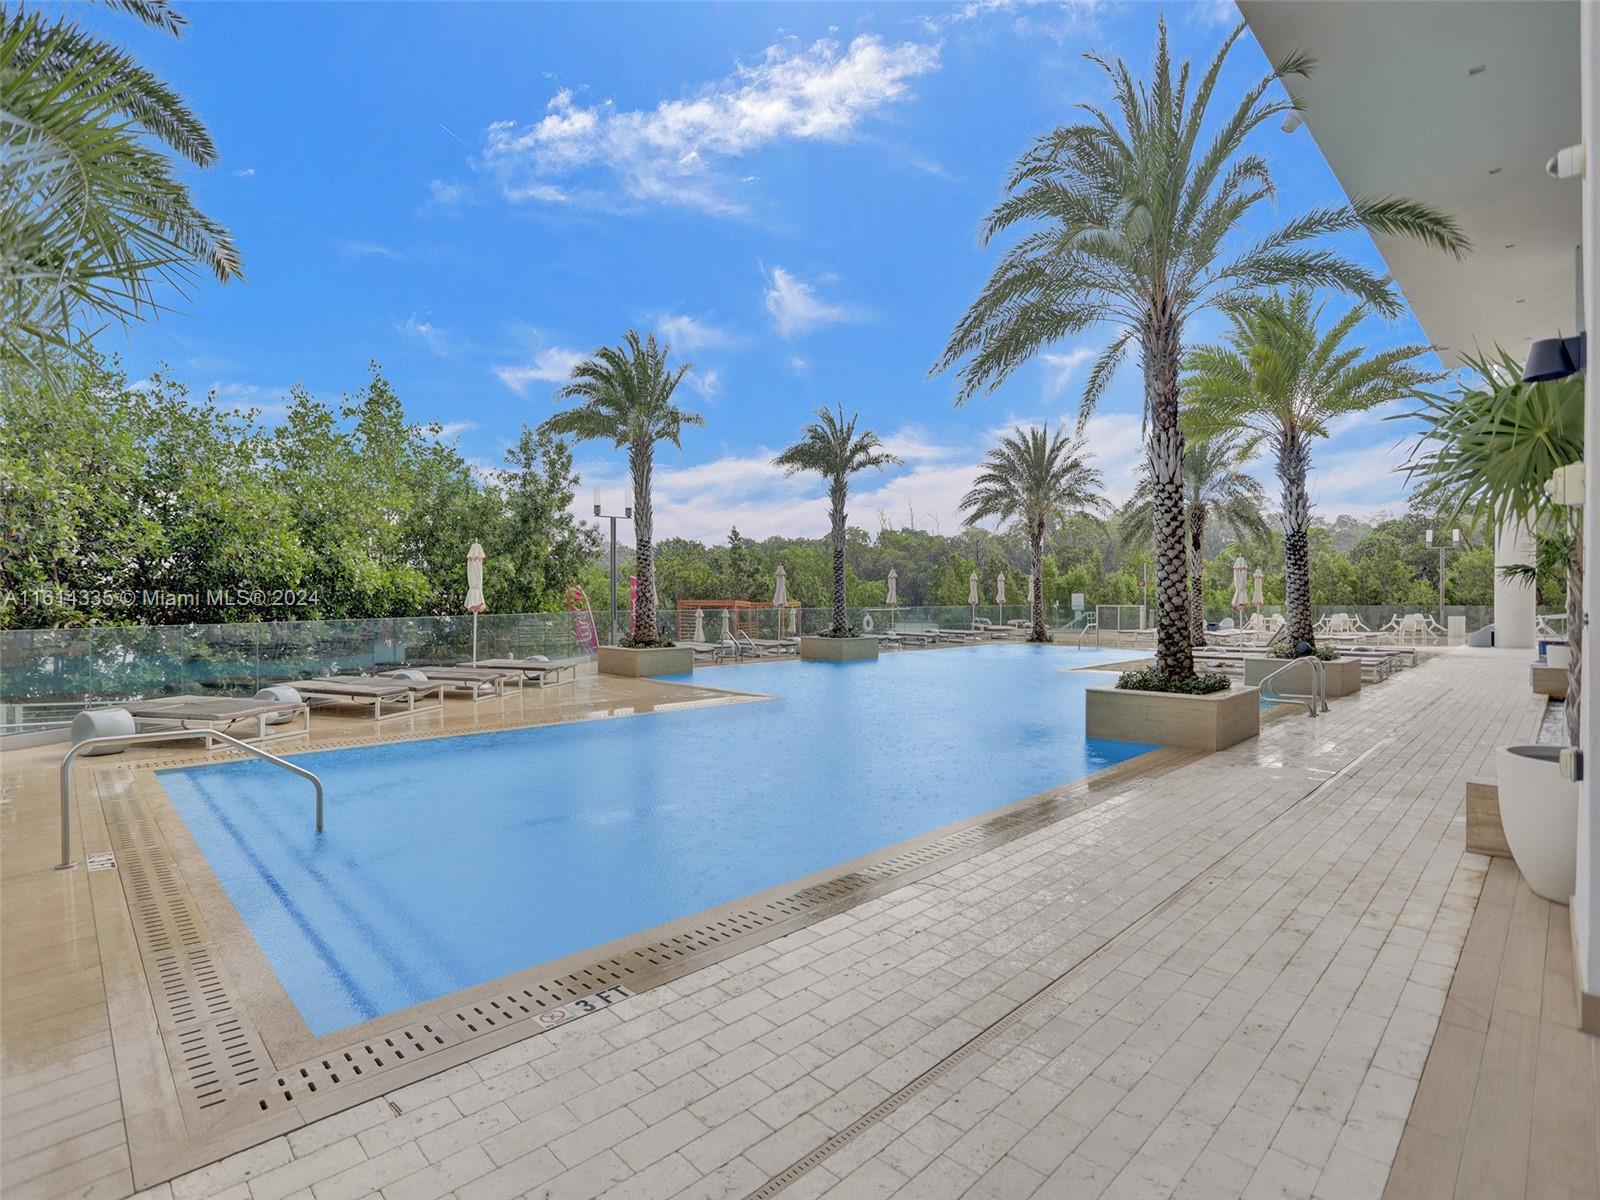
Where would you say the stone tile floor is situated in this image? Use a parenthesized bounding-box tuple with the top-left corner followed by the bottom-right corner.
(10, 649, 1584, 1200)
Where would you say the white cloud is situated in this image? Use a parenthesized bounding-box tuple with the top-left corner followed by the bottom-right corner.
(399, 314, 452, 356)
(1188, 0, 1239, 27)
(1040, 345, 1096, 400)
(657, 312, 732, 351)
(424, 179, 470, 211)
(686, 367, 721, 400)
(764, 267, 853, 337)
(493, 347, 586, 395)
(343, 240, 403, 261)
(232, 167, 256, 178)
(480, 35, 940, 214)
(788, 356, 809, 376)
(923, 0, 1103, 38)
(423, 421, 478, 441)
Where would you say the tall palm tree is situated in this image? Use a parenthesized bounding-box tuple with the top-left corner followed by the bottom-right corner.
(1400, 347, 1584, 741)
(1183, 289, 1443, 648)
(960, 425, 1105, 643)
(933, 18, 1467, 682)
(1121, 434, 1269, 645)
(1, 0, 243, 384)
(773, 406, 899, 636)
(539, 330, 703, 646)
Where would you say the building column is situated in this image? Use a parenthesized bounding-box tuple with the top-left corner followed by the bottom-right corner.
(1576, 0, 1598, 1035)
(1493, 517, 1537, 649)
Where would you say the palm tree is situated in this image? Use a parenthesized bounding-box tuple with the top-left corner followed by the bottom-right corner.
(1, 0, 243, 383)
(933, 18, 1467, 682)
(1183, 289, 1443, 649)
(773, 406, 900, 636)
(1400, 347, 1584, 741)
(960, 425, 1105, 643)
(1121, 434, 1269, 645)
(539, 330, 703, 646)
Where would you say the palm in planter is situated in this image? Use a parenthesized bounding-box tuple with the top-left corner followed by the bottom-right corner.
(1183, 289, 1442, 649)
(1121, 434, 1269, 645)
(1400, 347, 1584, 740)
(933, 18, 1467, 684)
(961, 425, 1105, 643)
(773, 406, 899, 637)
(539, 330, 703, 647)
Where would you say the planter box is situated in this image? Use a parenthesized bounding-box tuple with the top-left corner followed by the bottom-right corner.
(799, 635, 879, 663)
(1530, 663, 1569, 698)
(597, 645, 694, 678)
(1242, 655, 1362, 699)
(1085, 684, 1260, 751)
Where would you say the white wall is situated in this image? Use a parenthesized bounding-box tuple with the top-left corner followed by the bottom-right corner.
(1493, 519, 1538, 648)
(1577, 0, 1598, 1019)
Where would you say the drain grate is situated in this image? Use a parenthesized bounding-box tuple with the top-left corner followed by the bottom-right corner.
(86, 850, 117, 871)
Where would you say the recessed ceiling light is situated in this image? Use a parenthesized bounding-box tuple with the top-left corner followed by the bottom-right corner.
(1489, 166, 1503, 175)
(1504, 243, 1516, 249)
(1516, 298, 1527, 304)
(1468, 64, 1487, 76)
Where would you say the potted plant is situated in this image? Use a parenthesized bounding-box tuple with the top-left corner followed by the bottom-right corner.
(1086, 666, 1260, 752)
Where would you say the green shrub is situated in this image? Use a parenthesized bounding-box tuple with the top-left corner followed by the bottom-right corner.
(1114, 667, 1232, 695)
(1268, 643, 1341, 661)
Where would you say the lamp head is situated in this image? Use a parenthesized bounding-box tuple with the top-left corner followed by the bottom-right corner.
(1523, 332, 1586, 382)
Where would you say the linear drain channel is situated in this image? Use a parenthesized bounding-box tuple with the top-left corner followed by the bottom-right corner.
(743, 741, 1389, 1199)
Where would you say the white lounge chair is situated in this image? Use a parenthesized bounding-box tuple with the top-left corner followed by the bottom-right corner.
(118, 695, 312, 745)
(279, 676, 446, 721)
(471, 656, 584, 685)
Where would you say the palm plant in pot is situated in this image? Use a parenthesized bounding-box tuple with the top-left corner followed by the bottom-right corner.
(933, 18, 1467, 692)
(773, 406, 899, 638)
(1401, 347, 1584, 903)
(961, 424, 1105, 643)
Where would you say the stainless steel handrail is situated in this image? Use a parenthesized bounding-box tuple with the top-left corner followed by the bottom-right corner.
(1075, 617, 1100, 649)
(58, 730, 324, 870)
(1256, 656, 1328, 717)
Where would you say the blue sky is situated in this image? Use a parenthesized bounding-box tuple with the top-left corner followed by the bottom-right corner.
(91, 0, 1434, 543)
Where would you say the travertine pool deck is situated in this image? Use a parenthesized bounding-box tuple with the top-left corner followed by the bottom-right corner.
(3, 649, 1596, 1199)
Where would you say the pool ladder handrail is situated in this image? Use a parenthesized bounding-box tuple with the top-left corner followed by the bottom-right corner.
(57, 729, 324, 871)
(1255, 655, 1330, 717)
(1075, 617, 1100, 649)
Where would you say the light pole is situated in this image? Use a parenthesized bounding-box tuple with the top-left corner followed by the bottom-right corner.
(594, 489, 632, 645)
(1425, 527, 1460, 626)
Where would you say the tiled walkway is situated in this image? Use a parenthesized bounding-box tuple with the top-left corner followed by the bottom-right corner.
(7, 649, 1592, 1200)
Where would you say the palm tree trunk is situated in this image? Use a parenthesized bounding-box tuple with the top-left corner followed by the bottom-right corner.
(630, 442, 657, 645)
(1030, 516, 1047, 642)
(830, 480, 848, 635)
(1189, 504, 1207, 647)
(1278, 434, 1315, 648)
(1143, 317, 1193, 679)
(1567, 512, 1582, 745)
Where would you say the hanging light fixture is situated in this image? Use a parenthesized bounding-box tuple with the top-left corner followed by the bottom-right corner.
(1522, 332, 1586, 382)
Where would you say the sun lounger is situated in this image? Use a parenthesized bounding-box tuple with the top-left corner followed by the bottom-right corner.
(381, 666, 520, 703)
(936, 628, 979, 642)
(735, 633, 797, 657)
(891, 628, 941, 645)
(680, 640, 740, 663)
(119, 695, 311, 745)
(279, 676, 445, 721)
(470, 656, 583, 686)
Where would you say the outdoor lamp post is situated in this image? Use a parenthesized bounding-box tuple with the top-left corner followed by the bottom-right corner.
(1425, 527, 1460, 626)
(593, 489, 632, 645)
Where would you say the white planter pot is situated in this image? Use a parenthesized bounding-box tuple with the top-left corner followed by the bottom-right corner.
(1494, 745, 1579, 903)
(1546, 644, 1572, 669)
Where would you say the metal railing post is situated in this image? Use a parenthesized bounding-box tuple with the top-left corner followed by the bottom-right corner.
(58, 729, 324, 870)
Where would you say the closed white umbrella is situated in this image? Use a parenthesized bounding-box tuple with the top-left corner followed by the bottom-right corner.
(968, 570, 979, 626)
(996, 573, 1006, 605)
(886, 568, 898, 630)
(693, 608, 705, 642)
(465, 541, 486, 664)
(1252, 567, 1265, 611)
(1230, 556, 1249, 615)
(719, 608, 731, 640)
(773, 565, 788, 638)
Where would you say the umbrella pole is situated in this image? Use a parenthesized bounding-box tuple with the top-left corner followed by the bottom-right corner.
(472, 612, 478, 666)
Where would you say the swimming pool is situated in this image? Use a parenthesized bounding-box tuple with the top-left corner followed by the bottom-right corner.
(160, 644, 1153, 1035)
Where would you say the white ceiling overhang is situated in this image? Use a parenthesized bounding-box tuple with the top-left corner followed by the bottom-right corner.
(1237, 0, 1583, 366)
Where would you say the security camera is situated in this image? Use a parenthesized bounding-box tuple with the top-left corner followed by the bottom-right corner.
(1546, 144, 1585, 179)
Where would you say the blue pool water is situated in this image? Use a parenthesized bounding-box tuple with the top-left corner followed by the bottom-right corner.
(160, 645, 1152, 1035)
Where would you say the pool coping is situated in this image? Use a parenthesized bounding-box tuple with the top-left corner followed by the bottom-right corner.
(77, 677, 1195, 1189)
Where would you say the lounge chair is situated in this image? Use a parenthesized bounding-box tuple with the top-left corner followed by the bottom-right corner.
(680, 640, 740, 663)
(470, 656, 583, 686)
(936, 628, 979, 642)
(118, 695, 311, 745)
(278, 676, 445, 721)
(735, 632, 797, 657)
(381, 666, 520, 703)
